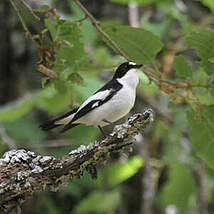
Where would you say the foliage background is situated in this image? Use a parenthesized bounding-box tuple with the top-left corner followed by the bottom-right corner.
(0, 0, 214, 213)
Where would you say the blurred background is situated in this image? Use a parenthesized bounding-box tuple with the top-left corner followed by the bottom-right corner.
(0, 0, 214, 213)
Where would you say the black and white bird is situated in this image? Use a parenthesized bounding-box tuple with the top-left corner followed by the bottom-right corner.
(40, 61, 142, 134)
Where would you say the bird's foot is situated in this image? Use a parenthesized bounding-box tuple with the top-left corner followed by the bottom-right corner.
(102, 119, 114, 125)
(98, 125, 106, 138)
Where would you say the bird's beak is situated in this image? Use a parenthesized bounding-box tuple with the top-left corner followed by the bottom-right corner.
(134, 64, 143, 69)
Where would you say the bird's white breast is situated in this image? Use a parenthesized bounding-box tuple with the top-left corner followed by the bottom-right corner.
(117, 68, 139, 89)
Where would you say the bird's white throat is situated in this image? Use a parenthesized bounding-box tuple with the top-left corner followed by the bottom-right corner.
(117, 68, 139, 89)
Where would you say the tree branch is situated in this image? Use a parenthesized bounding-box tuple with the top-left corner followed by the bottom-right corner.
(0, 110, 153, 213)
(73, 0, 132, 61)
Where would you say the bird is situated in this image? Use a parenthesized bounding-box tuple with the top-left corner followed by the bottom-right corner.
(40, 61, 143, 135)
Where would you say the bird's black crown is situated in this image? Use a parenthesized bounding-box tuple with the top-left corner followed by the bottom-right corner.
(113, 62, 142, 79)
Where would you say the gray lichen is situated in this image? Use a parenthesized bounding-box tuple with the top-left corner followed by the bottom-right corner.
(0, 110, 154, 213)
(69, 144, 87, 155)
(31, 165, 43, 174)
(113, 123, 131, 138)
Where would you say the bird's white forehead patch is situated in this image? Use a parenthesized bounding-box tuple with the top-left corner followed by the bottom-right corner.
(128, 62, 136, 65)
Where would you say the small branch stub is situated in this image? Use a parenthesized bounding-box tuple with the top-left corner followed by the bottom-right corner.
(0, 109, 153, 213)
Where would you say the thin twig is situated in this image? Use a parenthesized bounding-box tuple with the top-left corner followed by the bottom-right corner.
(73, 0, 132, 61)
(37, 64, 58, 80)
(19, 0, 40, 21)
(9, 0, 32, 37)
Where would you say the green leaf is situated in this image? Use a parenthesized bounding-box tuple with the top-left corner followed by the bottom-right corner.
(102, 24, 163, 63)
(186, 29, 214, 75)
(76, 190, 120, 212)
(56, 21, 85, 61)
(173, 55, 192, 78)
(187, 106, 214, 168)
(158, 163, 197, 209)
(45, 18, 57, 41)
(98, 155, 144, 186)
(52, 20, 87, 75)
(69, 1, 98, 44)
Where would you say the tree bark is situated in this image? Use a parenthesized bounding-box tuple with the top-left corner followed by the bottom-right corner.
(0, 110, 153, 214)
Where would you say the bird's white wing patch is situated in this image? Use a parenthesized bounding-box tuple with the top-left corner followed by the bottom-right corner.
(128, 61, 136, 65)
(92, 101, 100, 108)
(77, 89, 111, 112)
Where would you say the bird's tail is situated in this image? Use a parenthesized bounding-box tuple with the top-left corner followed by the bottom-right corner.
(39, 120, 61, 131)
(40, 107, 79, 131)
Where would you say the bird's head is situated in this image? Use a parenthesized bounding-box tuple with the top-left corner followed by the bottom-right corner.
(113, 61, 142, 79)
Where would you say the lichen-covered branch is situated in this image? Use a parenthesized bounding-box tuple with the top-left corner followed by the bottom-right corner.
(0, 109, 153, 214)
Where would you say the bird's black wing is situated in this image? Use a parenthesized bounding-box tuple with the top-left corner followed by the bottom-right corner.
(94, 78, 121, 94)
(60, 79, 122, 133)
(72, 79, 122, 122)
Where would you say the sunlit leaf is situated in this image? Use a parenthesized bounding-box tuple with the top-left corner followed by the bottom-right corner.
(98, 155, 143, 186)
